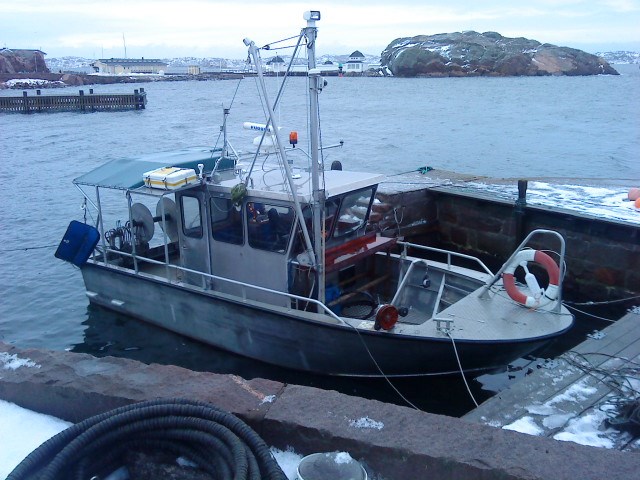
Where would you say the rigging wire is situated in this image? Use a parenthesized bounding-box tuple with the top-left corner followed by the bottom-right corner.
(244, 30, 304, 189)
(212, 78, 244, 152)
(260, 34, 300, 50)
(559, 350, 640, 440)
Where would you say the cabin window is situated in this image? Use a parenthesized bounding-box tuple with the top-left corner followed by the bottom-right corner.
(333, 187, 374, 238)
(210, 197, 243, 244)
(292, 200, 339, 255)
(181, 195, 203, 238)
(323, 199, 340, 238)
(247, 202, 294, 253)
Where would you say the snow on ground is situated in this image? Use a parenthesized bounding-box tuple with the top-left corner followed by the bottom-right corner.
(501, 375, 638, 449)
(2, 78, 67, 88)
(0, 400, 72, 479)
(385, 175, 639, 224)
(503, 416, 544, 436)
(465, 181, 639, 224)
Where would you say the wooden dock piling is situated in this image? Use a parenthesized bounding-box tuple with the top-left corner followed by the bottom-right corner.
(0, 88, 147, 113)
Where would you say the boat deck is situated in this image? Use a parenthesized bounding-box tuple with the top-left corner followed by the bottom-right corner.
(463, 311, 640, 451)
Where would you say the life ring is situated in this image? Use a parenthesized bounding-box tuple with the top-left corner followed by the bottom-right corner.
(502, 250, 560, 308)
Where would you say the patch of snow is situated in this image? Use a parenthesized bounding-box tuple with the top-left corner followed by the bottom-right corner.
(270, 447, 302, 480)
(547, 381, 597, 406)
(526, 403, 557, 416)
(629, 306, 640, 314)
(334, 451, 355, 464)
(349, 416, 384, 430)
(553, 409, 615, 448)
(4, 79, 66, 88)
(465, 181, 639, 224)
(503, 416, 544, 435)
(542, 413, 574, 429)
(0, 352, 41, 370)
(550, 368, 577, 385)
(0, 400, 72, 479)
(260, 394, 276, 404)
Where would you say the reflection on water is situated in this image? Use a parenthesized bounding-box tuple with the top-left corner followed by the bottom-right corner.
(70, 303, 623, 416)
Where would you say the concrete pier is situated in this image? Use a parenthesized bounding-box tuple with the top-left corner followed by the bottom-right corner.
(1, 342, 638, 479)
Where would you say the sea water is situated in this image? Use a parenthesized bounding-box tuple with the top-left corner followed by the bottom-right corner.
(0, 65, 638, 414)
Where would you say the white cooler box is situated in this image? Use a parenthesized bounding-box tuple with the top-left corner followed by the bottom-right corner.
(143, 167, 198, 190)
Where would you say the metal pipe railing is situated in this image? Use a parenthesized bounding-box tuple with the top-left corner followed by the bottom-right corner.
(397, 241, 494, 276)
(390, 258, 428, 305)
(96, 248, 349, 326)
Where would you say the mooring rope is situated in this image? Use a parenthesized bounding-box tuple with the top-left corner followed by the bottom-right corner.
(0, 244, 58, 252)
(446, 331, 479, 408)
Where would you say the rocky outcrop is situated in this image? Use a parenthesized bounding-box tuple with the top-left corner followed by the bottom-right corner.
(0, 49, 49, 74)
(381, 31, 618, 77)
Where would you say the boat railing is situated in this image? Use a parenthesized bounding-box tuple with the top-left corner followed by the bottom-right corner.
(98, 247, 350, 327)
(397, 241, 494, 276)
(390, 258, 428, 305)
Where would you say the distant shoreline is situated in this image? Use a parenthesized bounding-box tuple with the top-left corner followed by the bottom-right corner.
(0, 72, 246, 89)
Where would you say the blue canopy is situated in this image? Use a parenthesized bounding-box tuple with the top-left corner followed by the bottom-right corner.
(74, 147, 231, 190)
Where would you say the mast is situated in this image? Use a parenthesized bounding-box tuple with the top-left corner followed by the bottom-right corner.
(222, 105, 229, 158)
(303, 10, 325, 304)
(243, 28, 316, 276)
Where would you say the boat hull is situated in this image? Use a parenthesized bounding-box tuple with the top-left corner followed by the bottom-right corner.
(81, 263, 570, 377)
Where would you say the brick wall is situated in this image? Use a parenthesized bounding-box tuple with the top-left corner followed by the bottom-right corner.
(374, 187, 639, 303)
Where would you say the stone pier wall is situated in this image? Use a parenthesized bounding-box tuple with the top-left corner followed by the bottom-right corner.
(374, 184, 638, 303)
(2, 343, 638, 480)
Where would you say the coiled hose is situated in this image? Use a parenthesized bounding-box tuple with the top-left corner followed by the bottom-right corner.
(7, 397, 287, 480)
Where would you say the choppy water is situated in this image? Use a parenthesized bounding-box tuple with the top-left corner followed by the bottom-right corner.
(1, 65, 638, 414)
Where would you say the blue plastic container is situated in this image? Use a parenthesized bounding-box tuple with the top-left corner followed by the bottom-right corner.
(55, 221, 100, 267)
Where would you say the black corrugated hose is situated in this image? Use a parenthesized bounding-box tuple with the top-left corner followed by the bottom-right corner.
(7, 397, 287, 480)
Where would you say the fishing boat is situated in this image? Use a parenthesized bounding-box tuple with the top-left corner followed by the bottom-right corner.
(56, 11, 573, 377)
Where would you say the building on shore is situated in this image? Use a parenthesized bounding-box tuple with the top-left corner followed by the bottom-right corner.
(265, 56, 285, 74)
(91, 58, 167, 75)
(344, 50, 365, 74)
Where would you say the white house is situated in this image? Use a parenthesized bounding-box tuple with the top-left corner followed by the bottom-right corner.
(345, 50, 365, 74)
(265, 56, 285, 74)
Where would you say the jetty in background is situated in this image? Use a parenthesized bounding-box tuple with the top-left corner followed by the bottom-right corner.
(0, 87, 146, 113)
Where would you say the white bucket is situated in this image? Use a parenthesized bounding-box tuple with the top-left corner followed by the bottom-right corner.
(296, 451, 367, 480)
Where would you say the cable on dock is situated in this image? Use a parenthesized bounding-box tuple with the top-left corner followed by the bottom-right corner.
(6, 398, 287, 480)
(560, 350, 640, 443)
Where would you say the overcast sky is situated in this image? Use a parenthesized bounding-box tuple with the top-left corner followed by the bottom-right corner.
(2, 1, 639, 59)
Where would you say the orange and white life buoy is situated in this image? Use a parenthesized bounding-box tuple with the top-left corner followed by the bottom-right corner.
(502, 250, 560, 308)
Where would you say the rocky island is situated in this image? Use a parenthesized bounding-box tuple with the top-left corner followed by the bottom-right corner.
(381, 31, 619, 77)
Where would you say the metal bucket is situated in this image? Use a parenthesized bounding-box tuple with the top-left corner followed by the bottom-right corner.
(297, 451, 367, 480)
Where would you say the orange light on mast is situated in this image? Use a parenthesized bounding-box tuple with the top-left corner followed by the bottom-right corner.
(289, 131, 298, 147)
